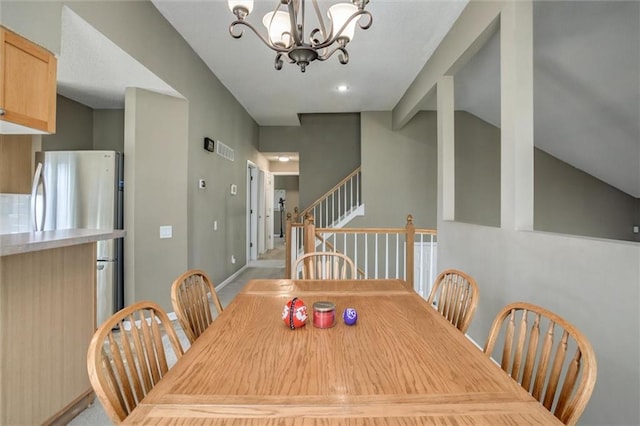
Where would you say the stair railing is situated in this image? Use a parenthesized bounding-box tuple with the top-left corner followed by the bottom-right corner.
(286, 214, 438, 299)
(297, 167, 361, 228)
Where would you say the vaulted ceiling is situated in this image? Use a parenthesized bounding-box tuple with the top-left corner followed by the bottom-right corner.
(56, 1, 639, 197)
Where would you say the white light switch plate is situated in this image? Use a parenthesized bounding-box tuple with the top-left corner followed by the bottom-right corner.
(159, 225, 173, 239)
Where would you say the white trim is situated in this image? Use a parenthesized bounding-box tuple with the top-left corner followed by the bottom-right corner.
(248, 259, 284, 268)
(466, 333, 500, 366)
(466, 333, 483, 350)
(215, 264, 249, 292)
(165, 265, 248, 321)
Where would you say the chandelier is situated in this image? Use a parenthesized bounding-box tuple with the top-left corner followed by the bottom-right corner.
(228, 0, 372, 72)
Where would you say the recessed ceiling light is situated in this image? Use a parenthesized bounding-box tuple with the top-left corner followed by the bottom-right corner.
(337, 84, 349, 92)
(278, 156, 290, 162)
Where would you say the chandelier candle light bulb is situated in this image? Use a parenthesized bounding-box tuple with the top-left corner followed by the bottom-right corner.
(328, 4, 359, 41)
(228, 0, 253, 17)
(263, 11, 292, 47)
(228, 0, 372, 72)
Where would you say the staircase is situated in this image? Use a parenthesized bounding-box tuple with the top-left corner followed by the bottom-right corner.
(297, 167, 364, 228)
(286, 167, 438, 299)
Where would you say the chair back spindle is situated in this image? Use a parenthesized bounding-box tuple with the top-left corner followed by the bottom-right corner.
(483, 302, 597, 425)
(292, 252, 356, 279)
(87, 301, 184, 423)
(427, 269, 479, 333)
(171, 269, 223, 344)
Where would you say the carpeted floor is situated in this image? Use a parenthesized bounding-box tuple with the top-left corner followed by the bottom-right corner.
(69, 238, 285, 425)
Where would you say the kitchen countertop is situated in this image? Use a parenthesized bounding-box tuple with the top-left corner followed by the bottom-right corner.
(0, 229, 126, 256)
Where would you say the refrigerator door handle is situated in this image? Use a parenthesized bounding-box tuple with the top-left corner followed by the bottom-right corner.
(30, 162, 44, 231)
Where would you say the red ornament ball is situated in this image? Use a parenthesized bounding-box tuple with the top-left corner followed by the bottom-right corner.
(282, 297, 308, 329)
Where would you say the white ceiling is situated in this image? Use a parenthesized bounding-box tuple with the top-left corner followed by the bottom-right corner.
(151, 0, 468, 126)
(56, 1, 639, 197)
(58, 6, 183, 109)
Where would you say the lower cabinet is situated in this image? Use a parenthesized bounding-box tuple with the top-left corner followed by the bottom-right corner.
(0, 243, 96, 425)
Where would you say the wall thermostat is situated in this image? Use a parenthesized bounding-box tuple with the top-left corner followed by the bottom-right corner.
(204, 137, 215, 152)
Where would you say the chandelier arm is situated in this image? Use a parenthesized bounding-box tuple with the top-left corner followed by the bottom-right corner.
(229, 20, 290, 53)
(274, 53, 283, 70)
(316, 44, 349, 65)
(311, 0, 329, 42)
(312, 10, 372, 49)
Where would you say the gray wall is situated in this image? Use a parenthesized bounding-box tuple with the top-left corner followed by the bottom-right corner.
(4, 0, 264, 303)
(453, 109, 638, 242)
(42, 95, 124, 152)
(455, 111, 501, 227)
(274, 175, 299, 235)
(124, 88, 188, 311)
(42, 95, 93, 151)
(395, 1, 640, 424)
(637, 199, 640, 242)
(42, 96, 125, 152)
(93, 109, 125, 151)
(535, 148, 640, 241)
(354, 111, 437, 229)
(260, 113, 360, 209)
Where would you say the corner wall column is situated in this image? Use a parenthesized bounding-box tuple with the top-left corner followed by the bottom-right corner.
(500, 0, 534, 231)
(437, 76, 455, 222)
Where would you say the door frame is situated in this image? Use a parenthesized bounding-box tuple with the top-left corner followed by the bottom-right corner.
(246, 161, 258, 262)
(264, 171, 274, 250)
(257, 169, 265, 255)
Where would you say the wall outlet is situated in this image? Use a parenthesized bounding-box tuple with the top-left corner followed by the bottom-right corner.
(198, 179, 206, 189)
(231, 255, 236, 264)
(633, 226, 639, 234)
(159, 225, 172, 239)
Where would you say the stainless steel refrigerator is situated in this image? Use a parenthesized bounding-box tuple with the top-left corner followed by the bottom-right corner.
(31, 150, 124, 326)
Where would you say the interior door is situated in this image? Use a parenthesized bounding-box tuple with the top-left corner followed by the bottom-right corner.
(247, 163, 258, 261)
(257, 169, 265, 255)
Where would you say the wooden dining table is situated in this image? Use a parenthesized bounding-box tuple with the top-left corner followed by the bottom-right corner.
(123, 279, 563, 425)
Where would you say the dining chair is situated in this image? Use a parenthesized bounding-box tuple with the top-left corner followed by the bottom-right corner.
(86, 301, 184, 424)
(426, 269, 479, 333)
(171, 269, 224, 344)
(483, 302, 597, 426)
(292, 251, 356, 279)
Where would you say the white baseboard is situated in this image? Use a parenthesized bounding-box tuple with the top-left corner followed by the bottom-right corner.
(466, 333, 483, 350)
(215, 264, 249, 293)
(165, 265, 248, 321)
(467, 333, 499, 366)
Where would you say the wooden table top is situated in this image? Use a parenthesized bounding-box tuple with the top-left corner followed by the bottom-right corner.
(124, 279, 562, 425)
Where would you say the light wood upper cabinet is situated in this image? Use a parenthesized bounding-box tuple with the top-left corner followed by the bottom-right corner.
(0, 26, 57, 134)
(0, 135, 33, 193)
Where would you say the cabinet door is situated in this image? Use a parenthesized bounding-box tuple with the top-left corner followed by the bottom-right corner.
(0, 135, 33, 193)
(0, 27, 57, 133)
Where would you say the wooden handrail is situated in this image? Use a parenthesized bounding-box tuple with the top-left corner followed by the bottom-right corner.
(299, 167, 361, 220)
(315, 227, 436, 234)
(296, 214, 437, 286)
